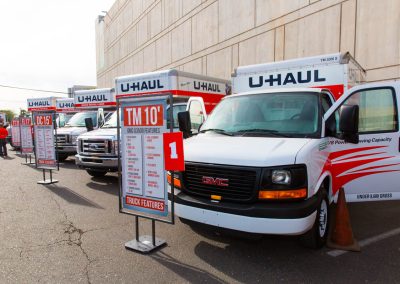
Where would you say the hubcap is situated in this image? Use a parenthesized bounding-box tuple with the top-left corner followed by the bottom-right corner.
(318, 199, 328, 237)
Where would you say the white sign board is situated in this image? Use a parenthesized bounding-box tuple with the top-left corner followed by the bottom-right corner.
(20, 117, 34, 154)
(74, 88, 116, 108)
(33, 113, 57, 169)
(120, 96, 170, 220)
(11, 119, 21, 147)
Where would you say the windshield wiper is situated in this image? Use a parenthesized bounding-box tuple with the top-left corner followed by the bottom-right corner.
(199, 128, 234, 136)
(236, 129, 289, 137)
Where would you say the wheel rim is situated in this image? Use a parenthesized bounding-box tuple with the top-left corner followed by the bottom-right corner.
(318, 199, 328, 237)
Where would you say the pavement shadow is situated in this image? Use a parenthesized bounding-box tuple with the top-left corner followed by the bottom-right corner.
(86, 176, 119, 196)
(151, 251, 229, 284)
(45, 184, 105, 209)
(57, 158, 81, 170)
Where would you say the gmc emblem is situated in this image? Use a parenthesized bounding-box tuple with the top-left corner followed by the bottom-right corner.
(202, 176, 229, 187)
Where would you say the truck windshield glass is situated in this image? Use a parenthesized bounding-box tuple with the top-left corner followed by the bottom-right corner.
(102, 111, 117, 128)
(65, 112, 98, 127)
(201, 92, 320, 137)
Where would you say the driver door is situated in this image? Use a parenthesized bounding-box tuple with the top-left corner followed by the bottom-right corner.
(325, 84, 400, 202)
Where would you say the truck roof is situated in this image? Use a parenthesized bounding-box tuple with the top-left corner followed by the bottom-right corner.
(232, 52, 364, 77)
(115, 69, 230, 99)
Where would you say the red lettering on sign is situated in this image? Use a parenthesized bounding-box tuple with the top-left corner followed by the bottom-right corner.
(123, 104, 163, 126)
(125, 196, 165, 211)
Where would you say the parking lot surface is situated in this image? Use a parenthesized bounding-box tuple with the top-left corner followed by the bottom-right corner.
(1, 146, 400, 283)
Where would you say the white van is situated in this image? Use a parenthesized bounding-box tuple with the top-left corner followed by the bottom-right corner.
(172, 53, 381, 248)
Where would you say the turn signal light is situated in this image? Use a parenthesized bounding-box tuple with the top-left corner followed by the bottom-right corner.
(258, 188, 307, 200)
(167, 174, 181, 189)
(211, 195, 222, 201)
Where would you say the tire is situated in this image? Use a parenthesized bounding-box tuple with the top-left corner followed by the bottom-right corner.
(86, 169, 107, 177)
(57, 154, 69, 162)
(299, 189, 330, 249)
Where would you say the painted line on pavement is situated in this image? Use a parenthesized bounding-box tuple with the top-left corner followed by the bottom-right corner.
(327, 227, 400, 257)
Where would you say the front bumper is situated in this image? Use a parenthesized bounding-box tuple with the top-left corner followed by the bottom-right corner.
(56, 145, 76, 154)
(75, 154, 118, 171)
(173, 190, 319, 235)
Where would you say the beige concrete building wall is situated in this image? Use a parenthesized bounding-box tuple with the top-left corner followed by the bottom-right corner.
(96, 0, 400, 88)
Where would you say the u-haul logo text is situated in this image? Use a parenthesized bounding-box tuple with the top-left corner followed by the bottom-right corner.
(248, 70, 326, 88)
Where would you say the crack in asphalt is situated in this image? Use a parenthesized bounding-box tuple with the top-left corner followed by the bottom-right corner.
(47, 192, 94, 284)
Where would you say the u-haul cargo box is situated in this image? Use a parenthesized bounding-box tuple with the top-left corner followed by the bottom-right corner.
(232, 52, 365, 99)
(56, 98, 75, 113)
(74, 88, 116, 109)
(116, 69, 230, 113)
(27, 97, 58, 112)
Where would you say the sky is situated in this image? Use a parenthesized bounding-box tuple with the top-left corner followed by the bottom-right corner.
(0, 0, 115, 113)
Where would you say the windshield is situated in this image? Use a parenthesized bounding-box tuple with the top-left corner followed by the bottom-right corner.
(167, 104, 187, 129)
(102, 111, 117, 128)
(201, 92, 320, 137)
(65, 112, 98, 127)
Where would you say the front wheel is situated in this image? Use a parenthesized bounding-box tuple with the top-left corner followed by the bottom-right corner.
(86, 169, 107, 177)
(299, 190, 330, 249)
(57, 154, 69, 162)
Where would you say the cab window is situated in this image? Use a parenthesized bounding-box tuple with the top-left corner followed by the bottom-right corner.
(188, 100, 204, 132)
(332, 88, 398, 134)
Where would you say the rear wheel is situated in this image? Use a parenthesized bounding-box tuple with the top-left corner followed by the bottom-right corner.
(86, 169, 107, 177)
(299, 189, 330, 249)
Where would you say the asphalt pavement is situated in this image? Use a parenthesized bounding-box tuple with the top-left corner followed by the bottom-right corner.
(1, 145, 400, 283)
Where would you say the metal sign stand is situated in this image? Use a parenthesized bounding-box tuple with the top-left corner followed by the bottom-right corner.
(22, 154, 35, 165)
(37, 169, 58, 185)
(125, 217, 166, 253)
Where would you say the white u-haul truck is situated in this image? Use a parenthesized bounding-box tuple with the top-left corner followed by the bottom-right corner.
(55, 88, 115, 161)
(75, 69, 230, 177)
(172, 52, 394, 248)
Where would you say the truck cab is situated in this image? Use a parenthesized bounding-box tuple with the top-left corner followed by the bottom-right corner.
(173, 53, 372, 248)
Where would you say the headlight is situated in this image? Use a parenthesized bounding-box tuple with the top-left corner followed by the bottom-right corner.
(113, 140, 119, 154)
(71, 135, 79, 144)
(259, 166, 307, 200)
(272, 170, 291, 185)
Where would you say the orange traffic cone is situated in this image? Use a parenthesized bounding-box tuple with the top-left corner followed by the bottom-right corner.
(327, 187, 360, 251)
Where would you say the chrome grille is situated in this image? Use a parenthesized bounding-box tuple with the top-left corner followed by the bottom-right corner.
(56, 134, 69, 145)
(81, 139, 110, 154)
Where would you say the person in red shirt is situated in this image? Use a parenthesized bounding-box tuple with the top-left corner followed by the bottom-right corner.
(0, 123, 8, 157)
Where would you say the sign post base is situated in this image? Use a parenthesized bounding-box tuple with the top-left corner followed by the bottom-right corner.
(125, 217, 166, 254)
(125, 235, 166, 253)
(22, 154, 35, 165)
(37, 169, 59, 185)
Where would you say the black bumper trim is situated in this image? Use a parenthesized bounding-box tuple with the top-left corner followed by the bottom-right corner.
(171, 191, 320, 219)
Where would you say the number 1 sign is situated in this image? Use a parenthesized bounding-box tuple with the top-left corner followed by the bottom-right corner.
(163, 132, 184, 171)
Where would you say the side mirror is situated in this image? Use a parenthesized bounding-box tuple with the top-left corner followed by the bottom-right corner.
(85, 118, 94, 132)
(178, 111, 191, 139)
(339, 104, 359, 144)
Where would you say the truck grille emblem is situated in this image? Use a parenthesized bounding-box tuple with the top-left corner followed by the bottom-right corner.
(202, 176, 229, 187)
